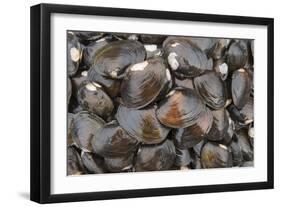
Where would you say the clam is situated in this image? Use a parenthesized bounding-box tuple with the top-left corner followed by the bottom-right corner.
(235, 129, 253, 161)
(184, 37, 217, 56)
(121, 58, 171, 109)
(91, 120, 139, 158)
(221, 115, 235, 145)
(227, 103, 246, 123)
(82, 37, 111, 68)
(190, 156, 202, 169)
(201, 142, 232, 168)
(156, 88, 207, 128)
(193, 140, 205, 157)
(71, 111, 105, 152)
(239, 97, 253, 124)
(71, 70, 88, 98)
(163, 37, 213, 78)
(172, 107, 213, 148)
(229, 140, 243, 166)
(77, 81, 114, 119)
(92, 40, 146, 79)
(81, 151, 107, 174)
(208, 39, 229, 60)
(67, 32, 83, 76)
(67, 146, 86, 175)
(116, 105, 170, 144)
(174, 148, 192, 167)
(231, 68, 251, 109)
(194, 71, 227, 109)
(135, 139, 176, 171)
(207, 108, 229, 141)
(87, 68, 121, 97)
(104, 154, 134, 173)
(226, 41, 248, 71)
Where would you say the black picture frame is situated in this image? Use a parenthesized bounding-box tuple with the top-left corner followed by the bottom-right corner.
(30, 3, 274, 204)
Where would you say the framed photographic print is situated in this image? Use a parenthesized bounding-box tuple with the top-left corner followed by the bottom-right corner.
(30, 3, 274, 203)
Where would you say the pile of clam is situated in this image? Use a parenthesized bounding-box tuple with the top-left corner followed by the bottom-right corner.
(67, 31, 254, 175)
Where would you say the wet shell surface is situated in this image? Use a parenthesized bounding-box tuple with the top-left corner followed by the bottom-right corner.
(81, 151, 107, 174)
(104, 154, 134, 172)
(163, 37, 213, 78)
(135, 139, 176, 171)
(207, 109, 229, 141)
(92, 40, 146, 79)
(77, 81, 114, 119)
(201, 142, 232, 168)
(172, 107, 213, 148)
(156, 88, 207, 128)
(67, 31, 254, 174)
(71, 111, 105, 152)
(194, 71, 227, 109)
(67, 146, 86, 175)
(87, 68, 121, 97)
(226, 41, 248, 71)
(117, 105, 170, 144)
(67, 32, 83, 77)
(121, 58, 171, 109)
(231, 68, 251, 109)
(91, 120, 139, 158)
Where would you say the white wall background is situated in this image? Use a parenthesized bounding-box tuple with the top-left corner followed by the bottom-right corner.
(0, 0, 279, 206)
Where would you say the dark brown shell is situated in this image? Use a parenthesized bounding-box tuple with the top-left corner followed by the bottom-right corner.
(71, 70, 88, 98)
(91, 120, 139, 157)
(235, 129, 253, 161)
(82, 37, 110, 68)
(87, 68, 121, 97)
(156, 88, 207, 128)
(135, 139, 176, 171)
(239, 96, 253, 123)
(207, 109, 229, 141)
(116, 105, 170, 144)
(174, 148, 192, 167)
(71, 111, 105, 152)
(231, 69, 251, 109)
(184, 37, 217, 55)
(201, 142, 232, 168)
(67, 32, 83, 76)
(229, 140, 243, 166)
(185, 37, 229, 60)
(121, 58, 171, 109)
(92, 40, 146, 79)
(81, 151, 107, 174)
(194, 71, 227, 109)
(77, 81, 114, 119)
(172, 107, 213, 148)
(163, 37, 213, 78)
(226, 41, 248, 71)
(67, 146, 86, 175)
(104, 154, 134, 172)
